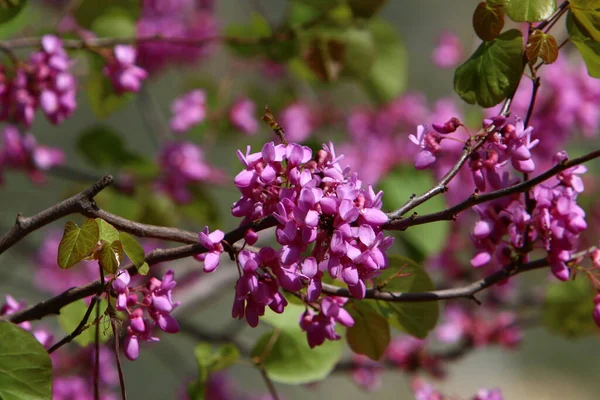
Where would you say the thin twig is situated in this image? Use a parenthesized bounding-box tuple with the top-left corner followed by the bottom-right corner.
(387, 98, 514, 220)
(385, 148, 600, 230)
(258, 366, 281, 400)
(111, 318, 128, 400)
(94, 296, 100, 400)
(47, 296, 98, 354)
(321, 246, 597, 303)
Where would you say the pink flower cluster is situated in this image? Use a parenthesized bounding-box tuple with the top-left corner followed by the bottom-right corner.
(103, 45, 147, 95)
(137, 0, 218, 74)
(470, 151, 587, 281)
(156, 141, 225, 203)
(112, 269, 180, 361)
(436, 305, 522, 348)
(0, 35, 76, 126)
(410, 116, 539, 187)
(412, 378, 502, 400)
(229, 97, 259, 135)
(196, 141, 393, 346)
(170, 89, 207, 133)
(0, 125, 64, 184)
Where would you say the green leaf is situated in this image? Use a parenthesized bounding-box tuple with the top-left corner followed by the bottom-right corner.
(58, 300, 111, 347)
(295, 0, 344, 12)
(97, 240, 123, 274)
(96, 218, 120, 243)
(568, 11, 600, 78)
(362, 19, 407, 103)
(252, 328, 343, 384)
(90, 8, 136, 38)
(342, 27, 376, 77)
(119, 232, 146, 269)
(0, 322, 52, 400)
(379, 168, 449, 258)
(372, 255, 439, 338)
(188, 342, 240, 400)
(224, 13, 271, 58)
(137, 262, 150, 275)
(0, 0, 37, 40)
(502, 0, 556, 22)
(58, 219, 100, 269)
(570, 0, 600, 42)
(346, 302, 390, 360)
(472, 2, 505, 41)
(76, 124, 144, 168)
(542, 277, 597, 338)
(454, 29, 524, 107)
(262, 302, 306, 329)
(74, 1, 139, 29)
(86, 54, 134, 118)
(348, 0, 388, 18)
(0, 0, 26, 24)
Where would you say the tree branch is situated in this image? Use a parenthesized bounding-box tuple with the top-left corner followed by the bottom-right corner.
(0, 175, 114, 255)
(1, 216, 277, 324)
(385, 149, 600, 231)
(321, 246, 597, 302)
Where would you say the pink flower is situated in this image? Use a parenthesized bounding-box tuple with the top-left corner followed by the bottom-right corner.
(229, 97, 259, 135)
(103, 45, 148, 94)
(432, 31, 463, 69)
(169, 90, 207, 133)
(195, 226, 225, 272)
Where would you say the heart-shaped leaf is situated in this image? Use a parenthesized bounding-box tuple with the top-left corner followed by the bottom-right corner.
(251, 328, 343, 384)
(502, 0, 556, 22)
(346, 301, 390, 360)
(371, 255, 439, 338)
(97, 240, 123, 274)
(454, 29, 524, 107)
(58, 219, 99, 269)
(473, 1, 505, 41)
(0, 0, 26, 24)
(0, 321, 52, 400)
(119, 232, 145, 269)
(568, 11, 600, 78)
(96, 218, 120, 243)
(526, 30, 558, 65)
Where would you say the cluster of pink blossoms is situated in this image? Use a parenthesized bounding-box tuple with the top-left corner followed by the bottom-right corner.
(195, 141, 393, 347)
(156, 140, 225, 202)
(412, 378, 502, 400)
(103, 45, 148, 95)
(136, 0, 218, 74)
(0, 125, 64, 184)
(112, 269, 180, 361)
(409, 116, 588, 281)
(470, 150, 587, 281)
(0, 35, 76, 126)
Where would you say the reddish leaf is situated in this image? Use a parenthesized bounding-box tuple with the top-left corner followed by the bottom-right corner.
(526, 30, 559, 65)
(303, 38, 345, 82)
(473, 2, 505, 41)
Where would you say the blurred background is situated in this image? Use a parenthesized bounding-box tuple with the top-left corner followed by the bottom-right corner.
(1, 0, 600, 399)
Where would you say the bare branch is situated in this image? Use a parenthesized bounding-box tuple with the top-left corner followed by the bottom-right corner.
(321, 246, 597, 302)
(385, 149, 600, 231)
(0, 175, 114, 255)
